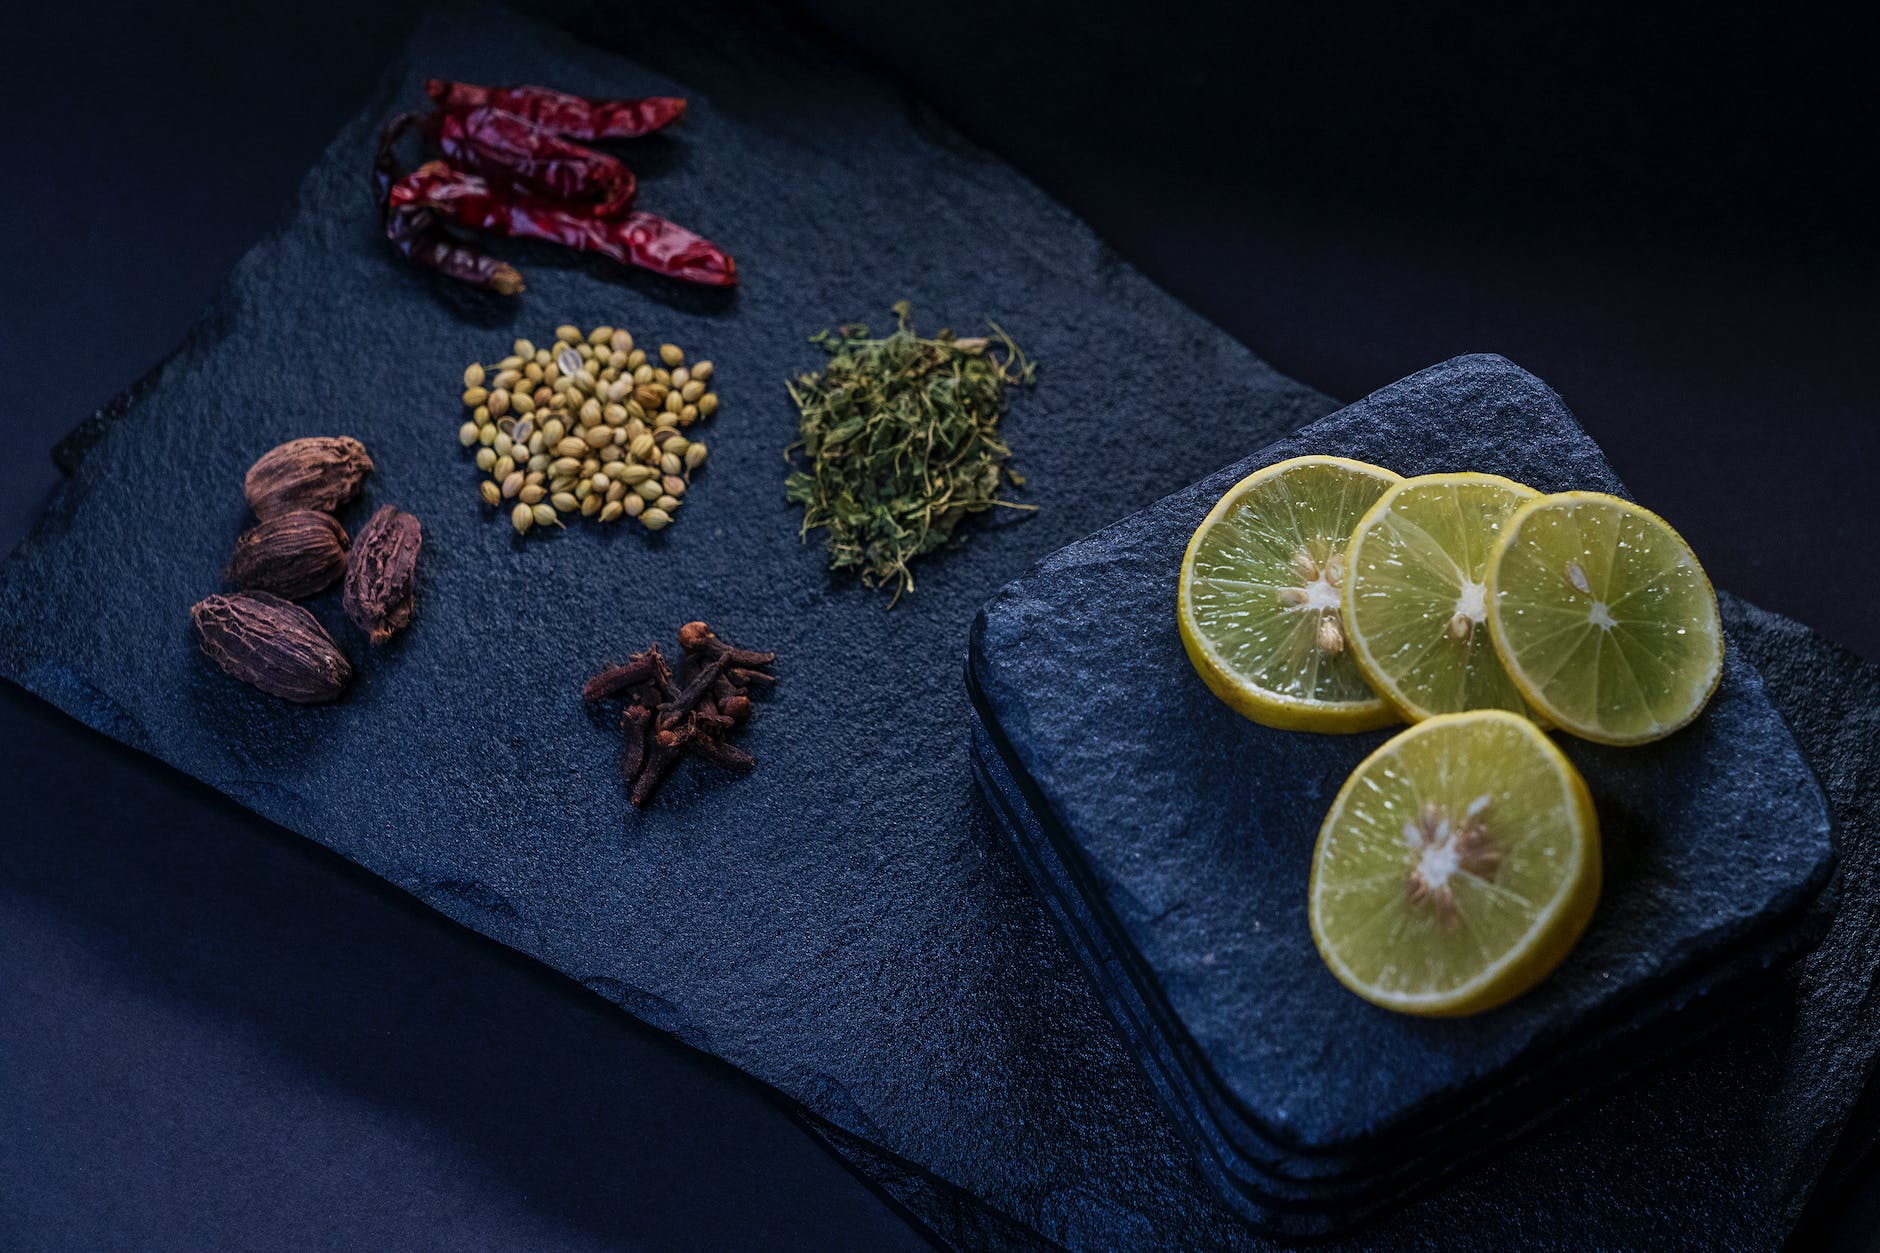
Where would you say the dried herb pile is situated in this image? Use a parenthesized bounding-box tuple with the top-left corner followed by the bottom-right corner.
(785, 302, 1035, 605)
(584, 623, 775, 807)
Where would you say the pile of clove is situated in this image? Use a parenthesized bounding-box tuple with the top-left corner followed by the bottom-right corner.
(584, 622, 775, 807)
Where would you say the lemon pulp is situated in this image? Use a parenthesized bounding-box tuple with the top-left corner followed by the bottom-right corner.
(1343, 472, 1540, 721)
(1178, 455, 1400, 732)
(1487, 491, 1723, 745)
(1308, 710, 1600, 1016)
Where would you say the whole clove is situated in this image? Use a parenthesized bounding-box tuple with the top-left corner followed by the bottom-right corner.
(245, 437, 375, 520)
(584, 622, 774, 809)
(225, 509, 350, 599)
(343, 505, 422, 644)
(192, 591, 353, 704)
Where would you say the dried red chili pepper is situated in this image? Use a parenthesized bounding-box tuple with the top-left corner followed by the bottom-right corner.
(430, 107, 635, 215)
(375, 112, 523, 294)
(390, 162, 737, 287)
(424, 78, 686, 140)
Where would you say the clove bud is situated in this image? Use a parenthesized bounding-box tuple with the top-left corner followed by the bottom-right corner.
(225, 509, 350, 599)
(244, 436, 374, 520)
(343, 504, 422, 644)
(585, 623, 774, 809)
(192, 591, 352, 703)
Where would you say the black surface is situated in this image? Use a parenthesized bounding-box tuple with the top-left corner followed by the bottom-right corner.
(967, 355, 1836, 1231)
(0, 687, 928, 1253)
(3, 2, 1877, 1251)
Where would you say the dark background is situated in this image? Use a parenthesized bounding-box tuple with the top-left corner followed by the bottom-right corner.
(1, 2, 1874, 1249)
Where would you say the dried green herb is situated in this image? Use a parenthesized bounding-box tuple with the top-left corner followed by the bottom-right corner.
(784, 301, 1035, 605)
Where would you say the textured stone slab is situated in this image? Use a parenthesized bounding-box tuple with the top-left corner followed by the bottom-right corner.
(0, 5, 1874, 1251)
(967, 358, 1835, 1227)
(855, 594, 1880, 1252)
(969, 680, 1827, 1230)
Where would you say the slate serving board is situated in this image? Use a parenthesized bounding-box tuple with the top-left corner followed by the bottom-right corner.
(3, 5, 1878, 1251)
(966, 356, 1836, 1232)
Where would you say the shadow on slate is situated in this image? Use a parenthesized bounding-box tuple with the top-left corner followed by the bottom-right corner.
(0, 4, 1876, 1250)
(966, 355, 1836, 1235)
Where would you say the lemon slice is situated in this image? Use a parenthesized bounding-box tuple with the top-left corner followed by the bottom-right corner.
(1178, 455, 1401, 732)
(1309, 710, 1600, 1016)
(1487, 491, 1723, 745)
(1343, 472, 1541, 721)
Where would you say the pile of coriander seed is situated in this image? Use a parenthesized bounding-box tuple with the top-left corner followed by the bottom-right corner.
(458, 324, 718, 535)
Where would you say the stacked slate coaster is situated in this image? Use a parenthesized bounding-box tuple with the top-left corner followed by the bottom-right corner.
(966, 355, 1838, 1235)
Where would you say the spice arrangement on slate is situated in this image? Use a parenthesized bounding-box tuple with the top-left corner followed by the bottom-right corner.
(4, 10, 1870, 1251)
(583, 622, 776, 808)
(374, 79, 734, 292)
(192, 436, 422, 701)
(785, 302, 1035, 605)
(460, 323, 715, 534)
